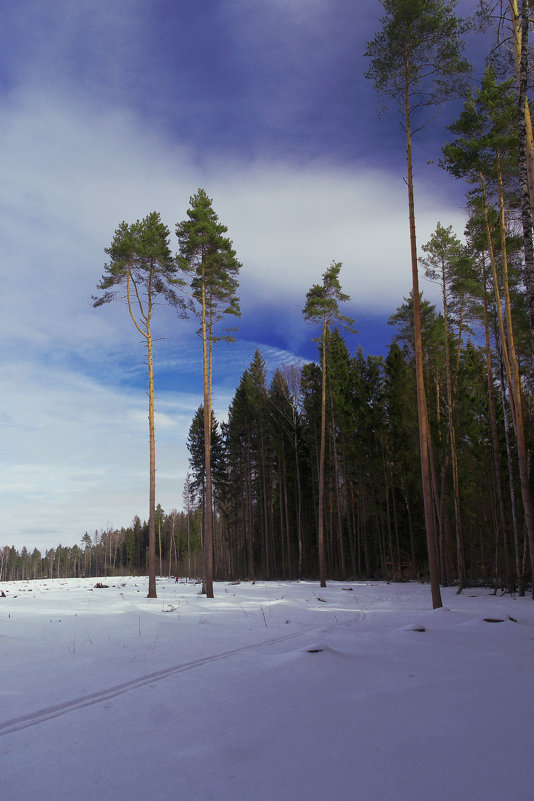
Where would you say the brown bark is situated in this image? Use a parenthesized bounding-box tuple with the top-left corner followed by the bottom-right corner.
(481, 257, 512, 589)
(127, 268, 157, 598)
(318, 316, 327, 588)
(147, 326, 157, 598)
(201, 261, 214, 598)
(404, 50, 443, 608)
(510, 1, 534, 218)
(510, 0, 534, 349)
(481, 166, 534, 595)
(441, 263, 465, 591)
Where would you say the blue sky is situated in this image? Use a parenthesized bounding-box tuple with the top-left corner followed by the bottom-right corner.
(1, 0, 486, 551)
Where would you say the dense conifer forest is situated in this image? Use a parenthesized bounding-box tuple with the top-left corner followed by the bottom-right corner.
(3, 300, 533, 593)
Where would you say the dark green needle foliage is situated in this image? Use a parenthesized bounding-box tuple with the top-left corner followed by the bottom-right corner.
(94, 211, 183, 312)
(365, 0, 471, 121)
(176, 188, 241, 337)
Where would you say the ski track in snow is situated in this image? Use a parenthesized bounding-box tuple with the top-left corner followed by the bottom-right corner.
(0, 624, 324, 737)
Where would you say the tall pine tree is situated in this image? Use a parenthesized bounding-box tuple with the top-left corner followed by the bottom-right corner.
(176, 189, 241, 597)
(365, 0, 470, 608)
(93, 212, 184, 598)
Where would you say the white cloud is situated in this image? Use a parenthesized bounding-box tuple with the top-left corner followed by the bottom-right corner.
(207, 157, 465, 312)
(1, 88, 464, 346)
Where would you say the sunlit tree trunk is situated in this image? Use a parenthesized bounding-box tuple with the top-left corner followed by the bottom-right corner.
(510, 0, 534, 349)
(201, 262, 214, 598)
(404, 52, 442, 608)
(318, 315, 327, 588)
(481, 257, 512, 590)
(440, 261, 465, 591)
(510, 1, 534, 215)
(128, 270, 157, 598)
(481, 168, 534, 595)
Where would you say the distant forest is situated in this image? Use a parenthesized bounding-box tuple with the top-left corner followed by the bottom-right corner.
(3, 2, 534, 597)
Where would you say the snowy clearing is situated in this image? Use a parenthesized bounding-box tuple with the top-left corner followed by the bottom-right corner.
(1, 577, 533, 801)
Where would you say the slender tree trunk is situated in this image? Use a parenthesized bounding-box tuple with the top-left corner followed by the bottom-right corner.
(246, 443, 255, 580)
(482, 257, 512, 589)
(259, 425, 271, 578)
(187, 508, 191, 578)
(511, 0, 534, 220)
(126, 268, 157, 597)
(391, 480, 402, 574)
(440, 268, 465, 591)
(382, 444, 395, 577)
(201, 266, 214, 598)
(496, 159, 534, 595)
(436, 446, 450, 587)
(516, 0, 534, 353)
(331, 402, 346, 577)
(147, 319, 157, 598)
(318, 318, 327, 588)
(498, 350, 524, 594)
(294, 425, 303, 577)
(404, 53, 442, 608)
(169, 513, 175, 578)
(401, 480, 417, 578)
(482, 166, 534, 594)
(347, 482, 357, 577)
(158, 518, 163, 577)
(283, 451, 292, 577)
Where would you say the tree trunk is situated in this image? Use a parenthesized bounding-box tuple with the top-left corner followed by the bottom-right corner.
(404, 52, 442, 608)
(147, 321, 157, 598)
(318, 318, 327, 588)
(126, 268, 157, 597)
(331, 404, 346, 578)
(482, 165, 534, 595)
(294, 422, 303, 577)
(496, 158, 534, 596)
(260, 424, 271, 578)
(498, 350, 523, 594)
(482, 257, 512, 590)
(511, 1, 534, 219)
(441, 275, 465, 592)
(201, 267, 214, 598)
(246, 442, 255, 580)
(512, 0, 534, 353)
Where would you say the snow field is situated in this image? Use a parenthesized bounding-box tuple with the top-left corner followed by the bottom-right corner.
(1, 578, 533, 801)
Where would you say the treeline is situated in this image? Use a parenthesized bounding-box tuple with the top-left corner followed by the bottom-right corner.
(0, 508, 203, 582)
(2, 293, 533, 589)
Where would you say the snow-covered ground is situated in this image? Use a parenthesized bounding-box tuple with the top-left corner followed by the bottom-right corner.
(1, 577, 532, 801)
